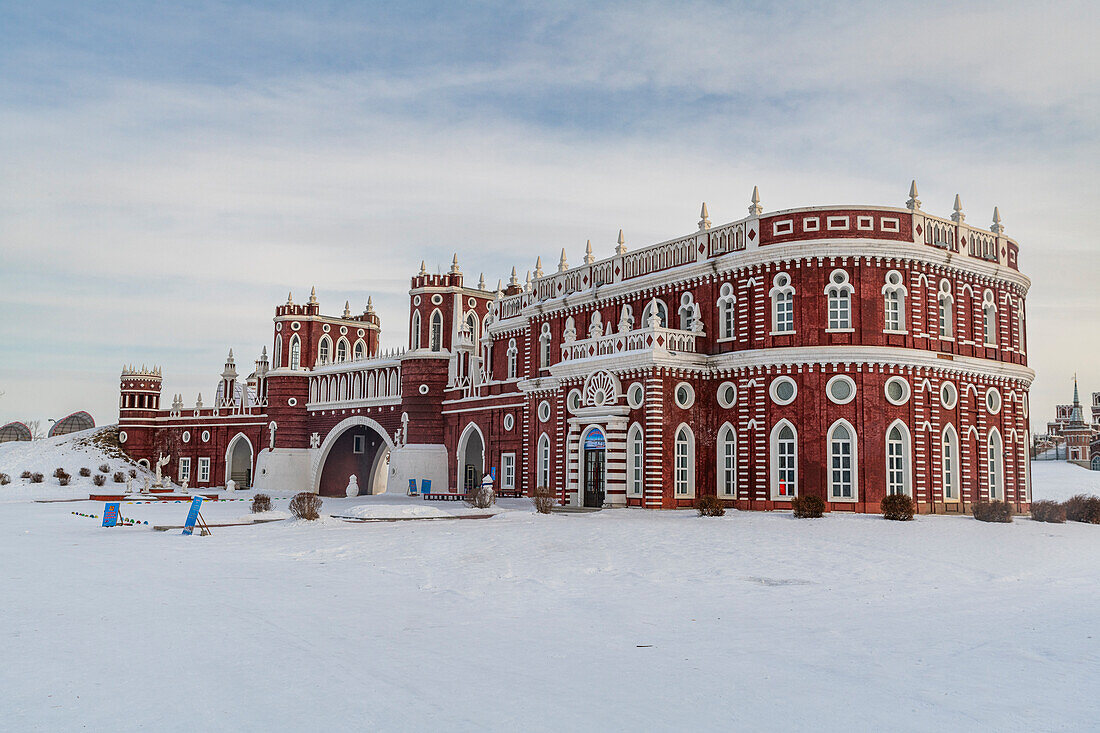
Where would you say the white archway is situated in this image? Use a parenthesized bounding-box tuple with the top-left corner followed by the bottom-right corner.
(312, 416, 396, 495)
(225, 433, 255, 488)
(456, 422, 486, 492)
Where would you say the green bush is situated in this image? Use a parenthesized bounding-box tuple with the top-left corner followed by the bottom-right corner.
(791, 495, 825, 518)
(1030, 500, 1066, 524)
(971, 500, 1013, 523)
(695, 495, 726, 517)
(881, 493, 914, 521)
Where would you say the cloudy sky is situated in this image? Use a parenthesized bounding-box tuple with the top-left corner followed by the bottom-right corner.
(1, 1, 1097, 430)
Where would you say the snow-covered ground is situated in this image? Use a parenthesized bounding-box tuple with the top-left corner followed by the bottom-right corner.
(2, 431, 1099, 731)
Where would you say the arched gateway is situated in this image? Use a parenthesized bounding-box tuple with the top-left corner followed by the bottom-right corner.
(313, 416, 395, 496)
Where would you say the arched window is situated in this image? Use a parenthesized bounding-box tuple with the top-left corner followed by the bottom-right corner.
(982, 290, 997, 346)
(942, 424, 960, 501)
(718, 423, 736, 497)
(988, 429, 1003, 500)
(336, 338, 349, 363)
(886, 421, 911, 496)
(938, 279, 954, 339)
(289, 335, 300, 370)
(537, 433, 551, 491)
(318, 335, 331, 365)
(539, 323, 552, 368)
(642, 299, 668, 328)
(627, 423, 644, 497)
(411, 311, 422, 350)
(674, 425, 695, 498)
(354, 339, 366, 360)
(883, 270, 907, 332)
(430, 309, 443, 351)
(273, 335, 282, 369)
(825, 270, 853, 330)
(717, 283, 735, 340)
(828, 420, 857, 501)
(678, 292, 695, 331)
(770, 273, 795, 333)
(771, 421, 797, 499)
(506, 338, 518, 380)
(465, 311, 480, 351)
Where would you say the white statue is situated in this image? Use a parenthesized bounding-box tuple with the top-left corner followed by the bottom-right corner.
(400, 412, 409, 446)
(563, 316, 577, 343)
(588, 311, 603, 339)
(142, 476, 150, 493)
(125, 475, 134, 494)
(154, 453, 171, 487)
(268, 421, 278, 450)
(181, 479, 188, 491)
(345, 474, 359, 497)
(226, 479, 237, 492)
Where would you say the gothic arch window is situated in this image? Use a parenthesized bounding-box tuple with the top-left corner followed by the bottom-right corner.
(828, 420, 857, 501)
(289, 335, 301, 370)
(825, 270, 853, 330)
(883, 270, 907, 332)
(318, 335, 332, 365)
(770, 273, 795, 333)
(674, 424, 695, 498)
(642, 298, 668, 328)
(336, 337, 349, 363)
(938, 279, 954, 339)
(982, 290, 997, 346)
(273, 335, 282, 368)
(988, 428, 1004, 500)
(942, 424, 960, 501)
(886, 421, 912, 496)
(354, 339, 366, 360)
(411, 310, 422, 350)
(537, 432, 551, 491)
(465, 311, 480, 351)
(678, 292, 696, 331)
(718, 423, 737, 497)
(627, 423, 644, 497)
(506, 338, 518, 380)
(770, 420, 798, 499)
(539, 323, 552, 368)
(430, 309, 444, 352)
(717, 283, 735, 340)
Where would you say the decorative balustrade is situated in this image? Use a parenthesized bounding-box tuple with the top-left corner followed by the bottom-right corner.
(707, 221, 746, 257)
(621, 234, 698, 280)
(560, 325, 701, 362)
(966, 230, 999, 262)
(308, 360, 402, 406)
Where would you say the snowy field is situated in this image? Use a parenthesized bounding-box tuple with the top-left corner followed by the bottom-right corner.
(2, 433, 1100, 731)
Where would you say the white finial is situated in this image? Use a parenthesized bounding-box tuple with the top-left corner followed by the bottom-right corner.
(478, 273, 486, 290)
(749, 186, 762, 215)
(287, 291, 293, 306)
(951, 194, 965, 223)
(558, 247, 568, 273)
(509, 266, 519, 286)
(227, 349, 234, 361)
(698, 203, 711, 231)
(343, 301, 351, 318)
(309, 286, 318, 305)
(366, 296, 374, 313)
(450, 253, 461, 275)
(534, 256, 543, 277)
(991, 207, 1004, 234)
(419, 260, 427, 276)
(495, 279, 503, 298)
(524, 271, 531, 291)
(584, 240, 595, 265)
(906, 180, 921, 210)
(615, 229, 627, 256)
(261, 345, 267, 357)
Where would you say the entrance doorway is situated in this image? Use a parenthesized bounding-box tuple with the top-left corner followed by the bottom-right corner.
(459, 424, 485, 493)
(226, 434, 253, 489)
(583, 428, 606, 508)
(318, 426, 389, 497)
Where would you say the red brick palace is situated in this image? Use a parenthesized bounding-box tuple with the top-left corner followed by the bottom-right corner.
(118, 183, 1034, 513)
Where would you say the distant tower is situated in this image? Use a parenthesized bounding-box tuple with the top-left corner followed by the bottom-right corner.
(219, 350, 239, 409)
(1063, 375, 1093, 467)
(120, 365, 162, 417)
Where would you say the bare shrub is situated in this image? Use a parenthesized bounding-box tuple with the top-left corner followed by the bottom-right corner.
(79, 467, 91, 477)
(128, 468, 137, 478)
(881, 494, 915, 521)
(1030, 500, 1066, 524)
(98, 464, 110, 474)
(0, 473, 10, 485)
(1065, 495, 1100, 524)
(251, 494, 272, 513)
(695, 495, 726, 517)
(53, 467, 67, 479)
(92, 474, 106, 487)
(972, 500, 1013, 523)
(30, 473, 44, 483)
(532, 485, 555, 514)
(467, 485, 496, 509)
(112, 471, 125, 483)
(20, 470, 32, 479)
(791, 495, 825, 518)
(289, 492, 322, 520)
(58, 473, 71, 486)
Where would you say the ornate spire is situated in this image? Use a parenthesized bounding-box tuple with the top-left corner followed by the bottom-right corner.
(419, 260, 428, 276)
(584, 240, 595, 265)
(478, 273, 486, 290)
(558, 247, 568, 273)
(524, 271, 531, 292)
(366, 296, 374, 314)
(343, 301, 351, 318)
(450, 253, 461, 275)
(615, 229, 627, 256)
(698, 202, 711, 231)
(951, 194, 965, 223)
(991, 206, 1004, 234)
(286, 291, 294, 306)
(509, 266, 519, 287)
(534, 256, 544, 278)
(308, 286, 318, 305)
(749, 185, 762, 215)
(906, 180, 921, 210)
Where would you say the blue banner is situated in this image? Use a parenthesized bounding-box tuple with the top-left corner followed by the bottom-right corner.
(182, 496, 204, 536)
(102, 502, 119, 527)
(584, 429, 606, 450)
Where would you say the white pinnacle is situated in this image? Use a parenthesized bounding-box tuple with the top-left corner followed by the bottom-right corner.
(558, 248, 568, 273)
(951, 194, 965, 223)
(509, 266, 519, 286)
(749, 186, 763, 215)
(991, 206, 1004, 234)
(309, 286, 317, 305)
(287, 291, 293, 305)
(615, 229, 627, 255)
(534, 256, 544, 277)
(451, 253, 461, 275)
(906, 180, 921, 210)
(478, 273, 486, 290)
(698, 203, 711, 231)
(419, 260, 427, 276)
(584, 240, 595, 265)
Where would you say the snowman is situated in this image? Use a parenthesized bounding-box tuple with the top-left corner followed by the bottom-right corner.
(345, 474, 360, 497)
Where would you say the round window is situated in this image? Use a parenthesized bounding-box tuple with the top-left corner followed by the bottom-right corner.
(357, 329, 365, 337)
(413, 295, 421, 306)
(886, 270, 903, 286)
(884, 376, 910, 406)
(340, 326, 348, 335)
(827, 375, 856, 405)
(431, 294, 443, 305)
(276, 322, 282, 331)
(538, 400, 551, 422)
(627, 383, 644, 409)
(291, 321, 301, 331)
(468, 297, 476, 307)
(118, 430, 128, 444)
(674, 382, 695, 409)
(504, 414, 514, 431)
(775, 273, 790, 287)
(770, 376, 797, 405)
(182, 431, 191, 443)
(831, 271, 846, 285)
(201, 430, 211, 442)
(419, 384, 429, 395)
(986, 387, 1002, 414)
(322, 324, 330, 333)
(717, 381, 737, 409)
(568, 389, 582, 413)
(287, 397, 297, 406)
(940, 382, 958, 409)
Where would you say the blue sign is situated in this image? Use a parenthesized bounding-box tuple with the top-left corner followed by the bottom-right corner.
(584, 429, 606, 450)
(182, 496, 204, 536)
(408, 478, 418, 495)
(420, 479, 431, 494)
(489, 467, 497, 480)
(102, 502, 120, 527)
